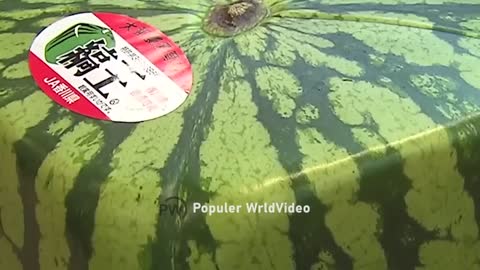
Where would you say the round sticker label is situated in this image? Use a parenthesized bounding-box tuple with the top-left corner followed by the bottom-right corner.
(29, 12, 193, 123)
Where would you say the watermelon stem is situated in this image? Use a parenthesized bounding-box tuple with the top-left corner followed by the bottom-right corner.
(202, 0, 269, 37)
(274, 10, 480, 40)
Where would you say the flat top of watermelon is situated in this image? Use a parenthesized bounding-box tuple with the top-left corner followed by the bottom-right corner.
(1, 1, 480, 270)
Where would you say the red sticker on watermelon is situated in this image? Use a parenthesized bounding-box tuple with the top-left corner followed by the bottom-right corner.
(29, 12, 193, 123)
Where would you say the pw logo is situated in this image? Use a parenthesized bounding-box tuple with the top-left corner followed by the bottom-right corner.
(159, 196, 188, 218)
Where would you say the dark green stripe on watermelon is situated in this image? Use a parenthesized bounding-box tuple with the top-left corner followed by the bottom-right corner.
(237, 38, 357, 269)
(13, 108, 70, 270)
(0, 85, 35, 110)
(149, 42, 229, 270)
(311, 2, 479, 20)
(335, 20, 480, 267)
(317, 29, 473, 269)
(449, 116, 480, 231)
(321, 32, 449, 121)
(355, 148, 437, 269)
(0, 54, 38, 108)
(65, 122, 135, 270)
(325, 25, 480, 269)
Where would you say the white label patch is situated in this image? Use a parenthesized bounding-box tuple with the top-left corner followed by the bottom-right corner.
(29, 12, 193, 123)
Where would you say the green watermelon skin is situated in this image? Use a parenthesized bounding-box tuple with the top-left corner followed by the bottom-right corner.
(1, 1, 480, 270)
